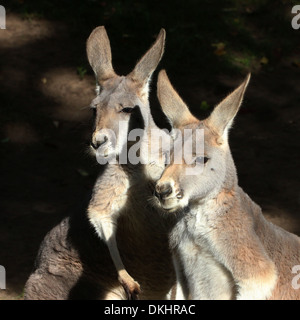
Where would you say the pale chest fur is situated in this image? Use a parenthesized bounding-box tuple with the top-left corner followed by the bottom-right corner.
(88, 166, 130, 220)
(170, 205, 216, 250)
(170, 205, 236, 300)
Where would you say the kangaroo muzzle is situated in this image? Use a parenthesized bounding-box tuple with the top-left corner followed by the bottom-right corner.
(91, 134, 108, 150)
(155, 183, 173, 200)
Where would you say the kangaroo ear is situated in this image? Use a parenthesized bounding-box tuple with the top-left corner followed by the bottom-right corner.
(86, 26, 117, 85)
(207, 74, 251, 138)
(129, 29, 166, 87)
(157, 70, 197, 128)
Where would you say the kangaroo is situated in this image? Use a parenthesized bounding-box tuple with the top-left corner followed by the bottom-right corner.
(153, 70, 300, 300)
(85, 26, 175, 299)
(24, 28, 175, 300)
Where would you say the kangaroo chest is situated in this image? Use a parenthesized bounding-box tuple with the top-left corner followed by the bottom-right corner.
(172, 208, 213, 247)
(171, 209, 235, 299)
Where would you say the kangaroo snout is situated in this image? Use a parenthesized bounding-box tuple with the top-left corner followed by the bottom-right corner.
(155, 180, 185, 212)
(91, 134, 108, 150)
(155, 183, 173, 200)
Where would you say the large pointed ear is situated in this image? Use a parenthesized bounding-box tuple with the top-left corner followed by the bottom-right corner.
(129, 29, 166, 87)
(206, 74, 251, 138)
(86, 26, 117, 85)
(157, 70, 197, 128)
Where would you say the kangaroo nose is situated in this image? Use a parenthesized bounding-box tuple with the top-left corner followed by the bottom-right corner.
(155, 183, 173, 200)
(91, 135, 108, 149)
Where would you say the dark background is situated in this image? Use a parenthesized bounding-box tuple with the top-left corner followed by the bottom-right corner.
(0, 0, 299, 299)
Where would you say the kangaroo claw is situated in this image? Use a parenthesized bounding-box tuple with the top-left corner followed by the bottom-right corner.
(119, 277, 141, 300)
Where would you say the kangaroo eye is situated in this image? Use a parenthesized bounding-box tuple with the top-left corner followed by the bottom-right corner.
(195, 156, 209, 164)
(92, 108, 97, 117)
(121, 107, 134, 114)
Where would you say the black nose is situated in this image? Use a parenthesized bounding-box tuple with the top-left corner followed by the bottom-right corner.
(91, 136, 108, 149)
(155, 183, 173, 200)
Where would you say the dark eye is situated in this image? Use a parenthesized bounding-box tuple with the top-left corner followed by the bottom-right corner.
(121, 107, 134, 114)
(195, 156, 209, 164)
(92, 108, 96, 117)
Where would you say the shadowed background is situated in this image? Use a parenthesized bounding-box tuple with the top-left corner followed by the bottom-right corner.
(0, 0, 299, 299)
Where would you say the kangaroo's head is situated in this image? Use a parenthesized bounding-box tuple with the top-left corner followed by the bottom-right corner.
(154, 70, 250, 212)
(86, 26, 165, 161)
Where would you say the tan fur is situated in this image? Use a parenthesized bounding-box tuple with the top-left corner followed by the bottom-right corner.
(129, 29, 165, 86)
(154, 70, 300, 300)
(86, 26, 117, 84)
(157, 70, 198, 127)
(86, 28, 175, 299)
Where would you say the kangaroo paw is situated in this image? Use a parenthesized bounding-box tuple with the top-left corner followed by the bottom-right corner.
(118, 276, 141, 300)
